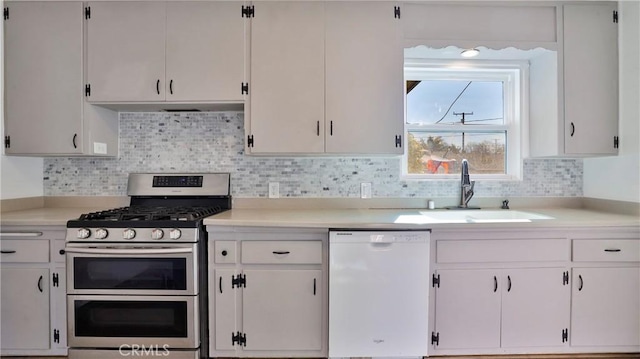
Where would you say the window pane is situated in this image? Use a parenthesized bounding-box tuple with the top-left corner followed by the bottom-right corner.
(407, 131, 506, 175)
(406, 80, 504, 125)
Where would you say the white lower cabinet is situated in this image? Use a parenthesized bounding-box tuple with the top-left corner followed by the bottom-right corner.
(0, 268, 50, 350)
(208, 228, 327, 357)
(433, 268, 569, 350)
(571, 267, 640, 347)
(243, 270, 322, 351)
(570, 237, 640, 349)
(0, 227, 67, 356)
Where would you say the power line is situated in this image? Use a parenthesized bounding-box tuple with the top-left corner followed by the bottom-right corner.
(434, 81, 472, 124)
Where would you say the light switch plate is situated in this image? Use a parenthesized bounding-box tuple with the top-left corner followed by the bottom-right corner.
(269, 182, 280, 198)
(361, 182, 372, 199)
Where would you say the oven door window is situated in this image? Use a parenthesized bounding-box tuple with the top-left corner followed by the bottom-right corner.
(74, 300, 188, 338)
(73, 257, 187, 290)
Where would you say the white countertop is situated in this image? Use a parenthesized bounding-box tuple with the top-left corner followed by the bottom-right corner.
(203, 207, 640, 230)
(1, 203, 638, 230)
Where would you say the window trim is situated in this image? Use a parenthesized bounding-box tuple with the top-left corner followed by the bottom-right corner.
(402, 59, 529, 181)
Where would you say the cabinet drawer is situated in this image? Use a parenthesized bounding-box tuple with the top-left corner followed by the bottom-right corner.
(0, 240, 50, 263)
(437, 239, 568, 263)
(573, 239, 640, 262)
(241, 241, 322, 264)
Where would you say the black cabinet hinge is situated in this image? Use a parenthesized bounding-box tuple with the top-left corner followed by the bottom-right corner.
(613, 10, 618, 23)
(85, 6, 90, 19)
(53, 329, 60, 343)
(562, 271, 569, 285)
(614, 136, 619, 149)
(4, 136, 10, 149)
(4, 7, 9, 20)
(85, 84, 91, 97)
(53, 273, 59, 287)
(395, 135, 402, 148)
(232, 331, 247, 346)
(247, 135, 254, 148)
(394, 6, 401, 19)
(242, 5, 254, 18)
(432, 273, 440, 288)
(232, 273, 246, 288)
(431, 332, 440, 346)
(241, 82, 249, 95)
(562, 328, 568, 343)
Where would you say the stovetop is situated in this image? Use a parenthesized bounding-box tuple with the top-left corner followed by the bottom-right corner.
(67, 205, 227, 228)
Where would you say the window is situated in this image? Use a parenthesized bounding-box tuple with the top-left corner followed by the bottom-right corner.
(403, 60, 528, 180)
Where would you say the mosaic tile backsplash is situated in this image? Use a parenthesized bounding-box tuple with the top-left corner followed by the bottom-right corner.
(43, 112, 583, 198)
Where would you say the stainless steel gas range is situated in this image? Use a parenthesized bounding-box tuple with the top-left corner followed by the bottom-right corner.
(65, 173, 231, 359)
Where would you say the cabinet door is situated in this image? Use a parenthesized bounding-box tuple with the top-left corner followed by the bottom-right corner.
(0, 268, 50, 349)
(249, 2, 325, 153)
(243, 270, 322, 351)
(213, 269, 238, 352)
(501, 268, 570, 347)
(166, 2, 244, 102)
(86, 2, 166, 102)
(563, 4, 618, 155)
(434, 269, 501, 349)
(4, 1, 83, 155)
(571, 267, 640, 346)
(325, 2, 404, 154)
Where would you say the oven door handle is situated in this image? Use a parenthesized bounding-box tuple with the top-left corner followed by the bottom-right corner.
(64, 247, 193, 255)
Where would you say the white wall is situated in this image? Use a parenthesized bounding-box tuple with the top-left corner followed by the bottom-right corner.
(584, 1, 640, 203)
(0, 11, 44, 200)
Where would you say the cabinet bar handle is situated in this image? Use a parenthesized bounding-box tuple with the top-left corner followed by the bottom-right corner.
(330, 121, 333, 136)
(169, 79, 173, 95)
(493, 276, 498, 292)
(0, 231, 43, 237)
(1, 250, 17, 254)
(578, 275, 583, 291)
(219, 276, 223, 294)
(37, 275, 43, 292)
(570, 122, 575, 137)
(313, 278, 317, 295)
(72, 133, 77, 149)
(272, 251, 290, 255)
(604, 248, 621, 252)
(156, 79, 160, 95)
(317, 121, 320, 136)
(507, 275, 512, 292)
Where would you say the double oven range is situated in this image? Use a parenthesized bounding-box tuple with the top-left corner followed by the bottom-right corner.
(65, 173, 231, 359)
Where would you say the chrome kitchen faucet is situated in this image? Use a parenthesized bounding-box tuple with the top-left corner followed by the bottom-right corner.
(459, 159, 475, 208)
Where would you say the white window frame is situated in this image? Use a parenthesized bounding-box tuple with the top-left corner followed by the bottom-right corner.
(402, 59, 529, 181)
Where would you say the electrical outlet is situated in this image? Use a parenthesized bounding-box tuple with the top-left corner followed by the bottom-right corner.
(361, 182, 372, 199)
(93, 142, 107, 154)
(269, 182, 280, 198)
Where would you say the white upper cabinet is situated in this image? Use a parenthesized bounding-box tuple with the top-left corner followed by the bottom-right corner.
(249, 2, 326, 154)
(86, 2, 166, 102)
(166, 2, 244, 102)
(325, 2, 403, 154)
(562, 3, 618, 156)
(246, 1, 404, 155)
(3, 1, 118, 156)
(85, 1, 245, 105)
(402, 3, 558, 49)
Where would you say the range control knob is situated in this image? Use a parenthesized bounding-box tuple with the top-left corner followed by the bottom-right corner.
(77, 228, 91, 239)
(94, 228, 109, 240)
(169, 228, 182, 240)
(151, 228, 164, 240)
(123, 228, 136, 240)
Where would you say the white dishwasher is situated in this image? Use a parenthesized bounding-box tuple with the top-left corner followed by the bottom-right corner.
(329, 230, 430, 358)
